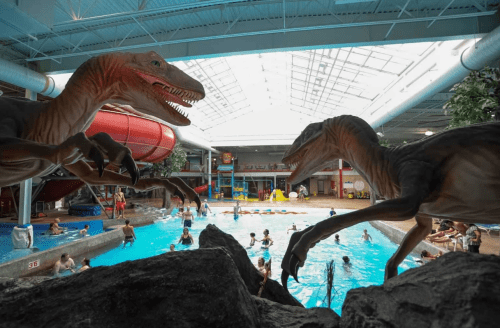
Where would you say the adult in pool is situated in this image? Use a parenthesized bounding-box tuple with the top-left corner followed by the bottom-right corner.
(77, 258, 91, 273)
(122, 220, 136, 247)
(260, 229, 274, 248)
(178, 228, 194, 245)
(201, 199, 212, 216)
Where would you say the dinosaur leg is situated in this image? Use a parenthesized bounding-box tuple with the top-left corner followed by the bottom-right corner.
(164, 177, 201, 215)
(281, 196, 421, 290)
(384, 213, 432, 281)
(0, 133, 139, 184)
(64, 161, 200, 210)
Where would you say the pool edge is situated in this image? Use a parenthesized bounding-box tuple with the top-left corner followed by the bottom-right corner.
(370, 221, 449, 257)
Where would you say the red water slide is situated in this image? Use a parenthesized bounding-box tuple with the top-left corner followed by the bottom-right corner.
(194, 181, 216, 194)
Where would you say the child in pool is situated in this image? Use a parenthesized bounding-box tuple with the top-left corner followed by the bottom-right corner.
(249, 232, 256, 246)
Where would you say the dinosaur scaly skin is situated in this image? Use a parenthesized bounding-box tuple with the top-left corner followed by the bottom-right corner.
(280, 115, 500, 288)
(0, 51, 205, 211)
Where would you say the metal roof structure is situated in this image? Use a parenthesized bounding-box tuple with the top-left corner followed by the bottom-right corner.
(1, 0, 499, 151)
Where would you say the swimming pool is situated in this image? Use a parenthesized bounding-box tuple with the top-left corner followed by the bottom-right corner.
(0, 220, 103, 264)
(90, 207, 419, 314)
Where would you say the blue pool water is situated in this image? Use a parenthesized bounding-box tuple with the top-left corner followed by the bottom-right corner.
(91, 208, 419, 314)
(0, 220, 103, 264)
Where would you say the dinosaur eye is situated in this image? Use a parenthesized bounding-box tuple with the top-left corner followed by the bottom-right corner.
(151, 60, 161, 67)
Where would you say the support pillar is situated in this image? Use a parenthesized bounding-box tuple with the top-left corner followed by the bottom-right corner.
(18, 88, 37, 226)
(208, 151, 212, 199)
(201, 150, 205, 185)
(339, 159, 343, 199)
(18, 179, 32, 226)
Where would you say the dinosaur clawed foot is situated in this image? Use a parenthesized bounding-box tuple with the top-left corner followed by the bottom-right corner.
(164, 177, 201, 213)
(120, 154, 139, 186)
(280, 226, 316, 290)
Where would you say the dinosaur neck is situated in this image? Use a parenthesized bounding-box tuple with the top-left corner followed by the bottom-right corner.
(26, 60, 115, 145)
(334, 117, 399, 199)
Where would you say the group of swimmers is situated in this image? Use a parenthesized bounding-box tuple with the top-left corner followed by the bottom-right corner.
(53, 252, 91, 276)
(248, 229, 274, 249)
(45, 218, 90, 237)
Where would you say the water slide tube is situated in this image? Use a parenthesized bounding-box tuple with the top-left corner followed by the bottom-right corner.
(194, 181, 216, 194)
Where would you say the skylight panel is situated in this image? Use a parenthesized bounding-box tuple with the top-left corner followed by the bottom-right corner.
(365, 57, 387, 70)
(347, 52, 366, 65)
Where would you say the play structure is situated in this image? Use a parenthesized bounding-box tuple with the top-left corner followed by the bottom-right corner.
(269, 189, 287, 202)
(214, 164, 249, 200)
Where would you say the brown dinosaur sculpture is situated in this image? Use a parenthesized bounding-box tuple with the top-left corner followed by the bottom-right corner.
(0, 51, 205, 211)
(280, 115, 500, 289)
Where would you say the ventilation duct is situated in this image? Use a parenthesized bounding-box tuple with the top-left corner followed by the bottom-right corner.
(370, 24, 500, 129)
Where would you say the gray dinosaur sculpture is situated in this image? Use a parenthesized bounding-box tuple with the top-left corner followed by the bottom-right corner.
(280, 115, 500, 289)
(0, 51, 205, 211)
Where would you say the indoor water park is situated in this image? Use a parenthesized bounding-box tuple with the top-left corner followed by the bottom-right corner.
(1, 1, 500, 327)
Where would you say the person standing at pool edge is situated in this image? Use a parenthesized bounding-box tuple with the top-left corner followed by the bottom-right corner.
(123, 220, 136, 247)
(114, 187, 126, 219)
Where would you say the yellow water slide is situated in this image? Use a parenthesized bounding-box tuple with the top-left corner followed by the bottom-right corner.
(269, 189, 288, 201)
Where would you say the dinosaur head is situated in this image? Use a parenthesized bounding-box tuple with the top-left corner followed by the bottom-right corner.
(70, 51, 205, 126)
(283, 119, 341, 184)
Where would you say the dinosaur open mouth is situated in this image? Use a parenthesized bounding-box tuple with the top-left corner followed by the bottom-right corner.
(283, 147, 308, 167)
(135, 70, 203, 119)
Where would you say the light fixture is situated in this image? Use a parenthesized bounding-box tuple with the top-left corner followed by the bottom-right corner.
(425, 131, 434, 136)
(255, 149, 258, 152)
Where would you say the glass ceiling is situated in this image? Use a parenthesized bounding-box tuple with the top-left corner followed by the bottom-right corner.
(51, 39, 467, 147)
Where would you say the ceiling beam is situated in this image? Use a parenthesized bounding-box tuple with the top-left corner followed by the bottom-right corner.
(34, 9, 498, 73)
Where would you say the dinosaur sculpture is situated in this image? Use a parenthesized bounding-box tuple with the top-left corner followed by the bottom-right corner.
(280, 115, 500, 289)
(0, 51, 205, 211)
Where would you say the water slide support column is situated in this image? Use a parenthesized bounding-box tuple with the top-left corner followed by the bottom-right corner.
(208, 151, 212, 199)
(339, 159, 343, 199)
(18, 89, 37, 226)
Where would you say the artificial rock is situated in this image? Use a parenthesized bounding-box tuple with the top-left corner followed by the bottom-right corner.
(340, 252, 500, 328)
(199, 223, 303, 307)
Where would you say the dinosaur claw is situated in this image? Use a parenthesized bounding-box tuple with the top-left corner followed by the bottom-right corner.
(122, 155, 139, 186)
(290, 254, 301, 283)
(281, 271, 290, 291)
(88, 147, 104, 177)
(174, 189, 185, 204)
(194, 194, 201, 214)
